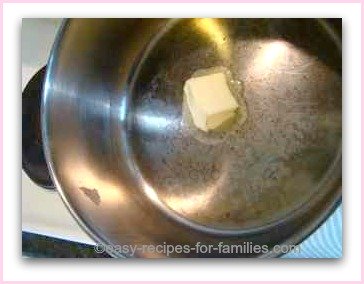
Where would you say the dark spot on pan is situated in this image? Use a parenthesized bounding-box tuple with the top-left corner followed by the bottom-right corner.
(79, 187, 101, 205)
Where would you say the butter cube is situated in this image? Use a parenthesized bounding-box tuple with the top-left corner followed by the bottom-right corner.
(184, 72, 239, 132)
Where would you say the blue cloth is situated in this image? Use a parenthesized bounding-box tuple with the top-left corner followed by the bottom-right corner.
(282, 205, 342, 258)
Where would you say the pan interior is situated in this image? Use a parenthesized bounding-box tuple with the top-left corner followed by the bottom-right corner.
(129, 19, 341, 231)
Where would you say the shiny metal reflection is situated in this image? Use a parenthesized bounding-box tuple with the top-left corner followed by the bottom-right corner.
(42, 19, 341, 258)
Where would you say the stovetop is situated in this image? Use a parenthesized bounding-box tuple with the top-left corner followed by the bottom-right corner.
(21, 18, 94, 245)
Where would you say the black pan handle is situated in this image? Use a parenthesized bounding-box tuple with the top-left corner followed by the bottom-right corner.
(22, 66, 55, 189)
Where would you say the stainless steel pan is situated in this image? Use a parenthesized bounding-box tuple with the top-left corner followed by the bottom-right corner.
(42, 18, 341, 257)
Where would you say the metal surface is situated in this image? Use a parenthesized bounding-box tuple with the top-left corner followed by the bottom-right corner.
(42, 19, 341, 257)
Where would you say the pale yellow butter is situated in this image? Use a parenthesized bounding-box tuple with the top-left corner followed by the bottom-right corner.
(184, 71, 239, 132)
